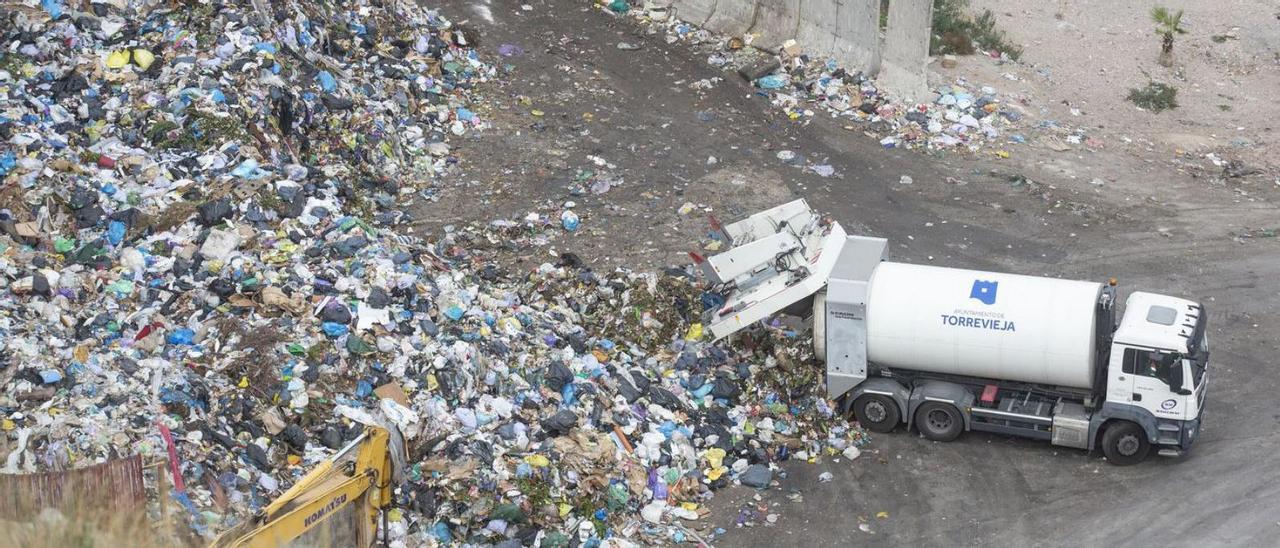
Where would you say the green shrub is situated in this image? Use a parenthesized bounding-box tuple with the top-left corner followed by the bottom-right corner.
(930, 0, 1023, 60)
(1127, 82, 1179, 112)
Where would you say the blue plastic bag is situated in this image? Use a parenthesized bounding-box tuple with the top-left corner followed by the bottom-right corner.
(107, 220, 126, 245)
(431, 523, 452, 543)
(322, 322, 349, 337)
(41, 0, 62, 18)
(562, 383, 577, 406)
(0, 152, 15, 176)
(444, 305, 465, 321)
(231, 159, 269, 180)
(560, 210, 580, 232)
(167, 328, 196, 345)
(317, 71, 336, 92)
(756, 74, 788, 90)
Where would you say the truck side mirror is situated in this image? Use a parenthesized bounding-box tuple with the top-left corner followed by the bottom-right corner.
(1166, 364, 1192, 395)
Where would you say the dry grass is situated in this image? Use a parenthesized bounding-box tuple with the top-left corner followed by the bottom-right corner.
(151, 201, 197, 234)
(0, 506, 190, 548)
(0, 183, 33, 222)
(216, 318, 289, 402)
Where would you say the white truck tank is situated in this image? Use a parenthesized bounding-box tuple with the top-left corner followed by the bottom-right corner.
(866, 262, 1102, 389)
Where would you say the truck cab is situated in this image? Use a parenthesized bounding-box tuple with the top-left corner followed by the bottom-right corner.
(1102, 292, 1208, 459)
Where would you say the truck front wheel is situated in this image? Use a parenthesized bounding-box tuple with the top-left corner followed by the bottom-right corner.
(1101, 421, 1150, 465)
(854, 395, 900, 433)
(914, 402, 964, 442)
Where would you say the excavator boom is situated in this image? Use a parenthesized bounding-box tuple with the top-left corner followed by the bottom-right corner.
(211, 426, 400, 548)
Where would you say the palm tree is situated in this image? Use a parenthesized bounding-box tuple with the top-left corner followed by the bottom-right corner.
(1151, 6, 1187, 67)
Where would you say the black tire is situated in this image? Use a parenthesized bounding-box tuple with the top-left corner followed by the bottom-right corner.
(1101, 421, 1150, 466)
(853, 395, 901, 433)
(914, 402, 964, 442)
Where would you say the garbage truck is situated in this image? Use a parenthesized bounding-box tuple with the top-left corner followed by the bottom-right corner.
(692, 200, 1209, 465)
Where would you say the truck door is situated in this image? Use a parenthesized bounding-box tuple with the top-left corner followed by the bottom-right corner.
(1107, 348, 1133, 404)
(1121, 348, 1185, 420)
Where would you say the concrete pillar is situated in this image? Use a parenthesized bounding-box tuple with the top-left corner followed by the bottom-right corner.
(797, 0, 881, 76)
(880, 0, 932, 102)
(749, 0, 803, 51)
(669, 0, 926, 96)
(671, 0, 718, 26)
(704, 0, 759, 37)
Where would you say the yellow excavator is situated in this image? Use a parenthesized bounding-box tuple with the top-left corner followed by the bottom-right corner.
(211, 426, 405, 547)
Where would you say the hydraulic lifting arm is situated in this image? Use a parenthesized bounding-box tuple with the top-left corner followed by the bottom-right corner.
(693, 199, 849, 341)
(695, 200, 887, 399)
(211, 426, 401, 548)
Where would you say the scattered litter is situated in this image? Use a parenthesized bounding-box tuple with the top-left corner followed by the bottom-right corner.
(740, 464, 774, 488)
(809, 164, 836, 178)
(614, 6, 1087, 154)
(1224, 160, 1262, 179)
(498, 43, 526, 57)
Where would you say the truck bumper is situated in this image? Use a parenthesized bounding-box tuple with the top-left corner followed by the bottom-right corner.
(1179, 411, 1202, 452)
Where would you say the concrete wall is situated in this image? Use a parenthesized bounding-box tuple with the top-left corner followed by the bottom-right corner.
(661, 0, 931, 100)
(663, 0, 883, 76)
(880, 0, 933, 101)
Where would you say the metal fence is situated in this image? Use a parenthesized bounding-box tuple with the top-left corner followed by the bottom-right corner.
(0, 454, 146, 520)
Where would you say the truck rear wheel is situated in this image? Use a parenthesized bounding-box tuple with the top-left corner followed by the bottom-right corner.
(914, 402, 964, 442)
(853, 395, 900, 433)
(1101, 421, 1150, 466)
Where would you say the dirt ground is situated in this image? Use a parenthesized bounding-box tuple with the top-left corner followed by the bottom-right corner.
(964, 0, 1279, 186)
(420, 0, 1280, 544)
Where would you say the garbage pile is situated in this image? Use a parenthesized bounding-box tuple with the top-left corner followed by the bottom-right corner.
(615, 3, 1037, 153)
(0, 1, 866, 545)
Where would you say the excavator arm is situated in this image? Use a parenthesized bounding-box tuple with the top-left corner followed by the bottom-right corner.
(212, 426, 400, 548)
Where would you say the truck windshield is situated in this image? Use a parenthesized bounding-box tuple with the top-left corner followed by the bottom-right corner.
(1191, 333, 1209, 387)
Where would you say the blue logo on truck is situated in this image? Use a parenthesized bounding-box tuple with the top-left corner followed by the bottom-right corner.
(970, 280, 998, 305)
(945, 281, 1014, 331)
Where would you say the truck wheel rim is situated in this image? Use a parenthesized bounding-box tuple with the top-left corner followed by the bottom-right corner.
(1117, 434, 1141, 456)
(927, 410, 952, 431)
(866, 401, 887, 423)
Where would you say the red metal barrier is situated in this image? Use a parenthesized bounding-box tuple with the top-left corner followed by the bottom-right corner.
(0, 454, 146, 520)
